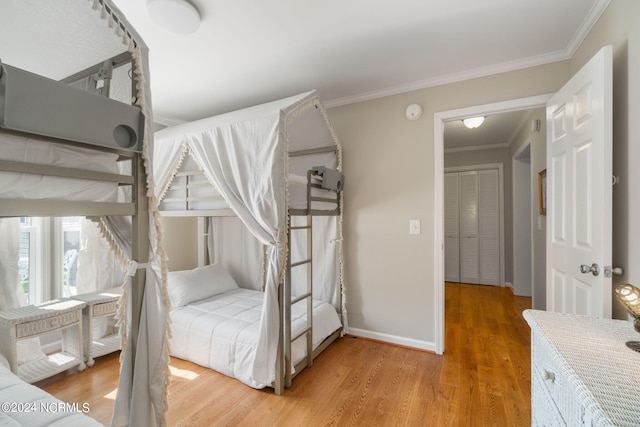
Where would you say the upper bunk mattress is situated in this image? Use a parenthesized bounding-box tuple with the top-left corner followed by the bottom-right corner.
(0, 132, 119, 202)
(169, 287, 342, 389)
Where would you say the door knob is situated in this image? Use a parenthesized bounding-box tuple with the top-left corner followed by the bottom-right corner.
(580, 263, 600, 276)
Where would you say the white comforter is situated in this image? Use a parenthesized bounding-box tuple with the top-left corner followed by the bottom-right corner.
(169, 288, 342, 388)
(0, 357, 102, 426)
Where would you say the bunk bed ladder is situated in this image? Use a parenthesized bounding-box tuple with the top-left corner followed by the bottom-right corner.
(283, 173, 315, 388)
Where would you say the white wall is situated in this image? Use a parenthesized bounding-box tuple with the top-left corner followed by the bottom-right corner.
(512, 146, 532, 296)
(328, 61, 570, 348)
(160, 217, 199, 271)
(510, 108, 546, 306)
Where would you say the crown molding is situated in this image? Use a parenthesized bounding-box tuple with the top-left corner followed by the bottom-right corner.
(153, 114, 186, 127)
(565, 0, 611, 57)
(325, 0, 611, 109)
(324, 50, 569, 108)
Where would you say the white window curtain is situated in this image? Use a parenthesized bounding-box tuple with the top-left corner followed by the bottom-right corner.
(0, 218, 23, 311)
(0, 218, 47, 364)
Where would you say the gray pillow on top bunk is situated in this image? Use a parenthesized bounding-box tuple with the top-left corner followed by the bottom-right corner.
(167, 263, 239, 308)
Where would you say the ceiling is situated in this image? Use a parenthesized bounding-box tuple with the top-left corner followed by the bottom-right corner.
(108, 0, 609, 124)
(1, 0, 609, 149)
(444, 110, 536, 152)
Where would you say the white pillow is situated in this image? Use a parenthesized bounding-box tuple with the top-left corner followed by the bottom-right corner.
(167, 263, 238, 307)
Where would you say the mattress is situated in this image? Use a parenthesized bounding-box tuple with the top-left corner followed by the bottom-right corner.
(169, 288, 342, 389)
(0, 355, 102, 426)
(0, 131, 119, 202)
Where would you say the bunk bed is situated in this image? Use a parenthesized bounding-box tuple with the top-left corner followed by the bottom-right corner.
(0, 1, 170, 426)
(153, 90, 347, 394)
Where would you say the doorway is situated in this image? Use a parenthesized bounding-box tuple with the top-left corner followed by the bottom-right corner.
(433, 94, 552, 355)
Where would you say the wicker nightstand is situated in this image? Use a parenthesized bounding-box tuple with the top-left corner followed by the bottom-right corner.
(71, 287, 122, 367)
(0, 299, 86, 383)
(524, 309, 640, 426)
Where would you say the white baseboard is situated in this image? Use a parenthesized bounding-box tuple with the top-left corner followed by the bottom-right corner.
(504, 281, 513, 290)
(347, 327, 436, 352)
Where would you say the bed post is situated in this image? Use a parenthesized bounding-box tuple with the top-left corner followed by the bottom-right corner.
(275, 275, 285, 395)
(129, 153, 149, 359)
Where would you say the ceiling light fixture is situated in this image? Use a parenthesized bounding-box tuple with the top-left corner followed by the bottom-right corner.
(463, 116, 485, 129)
(147, 0, 201, 35)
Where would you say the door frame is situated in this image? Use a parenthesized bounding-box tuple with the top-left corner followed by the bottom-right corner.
(444, 164, 505, 287)
(434, 94, 553, 355)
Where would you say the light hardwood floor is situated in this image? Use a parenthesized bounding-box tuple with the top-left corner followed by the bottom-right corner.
(40, 283, 532, 426)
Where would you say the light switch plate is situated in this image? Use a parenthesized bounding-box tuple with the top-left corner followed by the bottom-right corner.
(409, 219, 421, 235)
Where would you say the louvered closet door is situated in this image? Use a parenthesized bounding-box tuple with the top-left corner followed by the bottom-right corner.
(444, 173, 460, 282)
(459, 171, 479, 284)
(478, 169, 500, 285)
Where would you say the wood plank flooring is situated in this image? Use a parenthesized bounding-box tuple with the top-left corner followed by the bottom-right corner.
(40, 283, 532, 426)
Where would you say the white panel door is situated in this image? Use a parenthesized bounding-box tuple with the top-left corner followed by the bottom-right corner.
(546, 45, 612, 317)
(478, 169, 500, 285)
(459, 171, 479, 284)
(444, 172, 460, 282)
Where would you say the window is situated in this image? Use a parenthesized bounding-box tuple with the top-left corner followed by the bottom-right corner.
(19, 216, 84, 305)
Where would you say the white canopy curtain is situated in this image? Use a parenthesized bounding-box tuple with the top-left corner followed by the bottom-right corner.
(154, 90, 345, 385)
(155, 116, 287, 385)
(84, 1, 170, 426)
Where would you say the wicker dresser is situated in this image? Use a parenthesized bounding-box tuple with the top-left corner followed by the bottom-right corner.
(0, 299, 86, 383)
(71, 287, 122, 367)
(524, 309, 640, 426)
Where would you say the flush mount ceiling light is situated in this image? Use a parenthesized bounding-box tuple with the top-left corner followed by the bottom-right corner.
(463, 116, 485, 129)
(147, 0, 201, 35)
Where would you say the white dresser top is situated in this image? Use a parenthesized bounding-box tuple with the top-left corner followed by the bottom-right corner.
(524, 309, 640, 426)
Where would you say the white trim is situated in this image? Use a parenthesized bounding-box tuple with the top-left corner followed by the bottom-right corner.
(504, 281, 514, 290)
(434, 94, 553, 355)
(154, 114, 186, 127)
(325, 53, 568, 109)
(324, 0, 609, 110)
(445, 143, 508, 154)
(444, 163, 505, 289)
(348, 327, 436, 352)
(565, 0, 611, 57)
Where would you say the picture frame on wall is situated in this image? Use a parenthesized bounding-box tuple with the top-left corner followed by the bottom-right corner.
(538, 169, 547, 215)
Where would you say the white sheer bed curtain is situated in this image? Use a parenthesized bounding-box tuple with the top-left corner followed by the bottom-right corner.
(154, 113, 288, 385)
(87, 1, 170, 426)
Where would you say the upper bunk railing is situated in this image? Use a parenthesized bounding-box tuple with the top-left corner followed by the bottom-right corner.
(0, 128, 138, 217)
(0, 53, 141, 217)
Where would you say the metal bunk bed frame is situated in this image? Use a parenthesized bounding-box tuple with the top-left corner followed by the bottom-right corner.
(0, 53, 149, 380)
(158, 144, 344, 395)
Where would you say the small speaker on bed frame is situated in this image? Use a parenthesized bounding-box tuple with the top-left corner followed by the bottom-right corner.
(311, 166, 344, 192)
